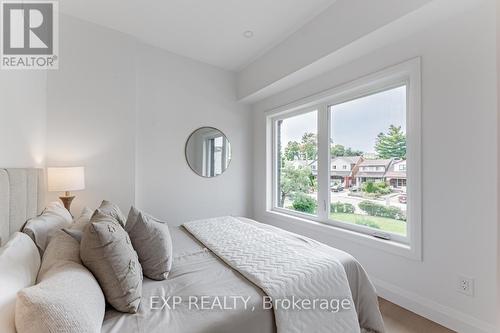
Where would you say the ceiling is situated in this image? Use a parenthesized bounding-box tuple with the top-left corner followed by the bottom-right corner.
(59, 0, 336, 71)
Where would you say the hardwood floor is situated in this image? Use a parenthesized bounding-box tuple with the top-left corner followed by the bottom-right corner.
(379, 298, 455, 333)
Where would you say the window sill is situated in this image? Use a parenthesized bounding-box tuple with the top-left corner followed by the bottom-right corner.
(264, 209, 422, 261)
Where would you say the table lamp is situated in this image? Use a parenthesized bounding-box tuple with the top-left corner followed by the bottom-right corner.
(47, 167, 85, 214)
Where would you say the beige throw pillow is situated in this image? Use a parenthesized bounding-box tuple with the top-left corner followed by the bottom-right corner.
(15, 231, 105, 333)
(80, 210, 143, 313)
(72, 207, 94, 230)
(22, 201, 73, 255)
(62, 207, 94, 242)
(98, 200, 126, 227)
(125, 207, 173, 280)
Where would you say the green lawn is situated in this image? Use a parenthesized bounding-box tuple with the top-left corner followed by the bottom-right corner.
(330, 212, 407, 236)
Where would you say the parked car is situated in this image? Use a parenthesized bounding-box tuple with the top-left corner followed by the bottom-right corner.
(398, 194, 407, 204)
(331, 184, 344, 192)
(350, 185, 360, 192)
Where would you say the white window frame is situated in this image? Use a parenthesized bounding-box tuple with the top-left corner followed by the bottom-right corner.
(200, 131, 228, 177)
(266, 58, 422, 260)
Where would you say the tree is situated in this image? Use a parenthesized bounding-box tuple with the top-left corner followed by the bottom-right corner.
(279, 163, 313, 207)
(300, 133, 317, 161)
(284, 141, 300, 161)
(345, 147, 364, 157)
(330, 143, 363, 157)
(282, 133, 318, 162)
(375, 125, 406, 159)
(330, 144, 346, 157)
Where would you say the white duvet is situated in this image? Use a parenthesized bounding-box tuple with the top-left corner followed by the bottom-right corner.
(184, 216, 362, 333)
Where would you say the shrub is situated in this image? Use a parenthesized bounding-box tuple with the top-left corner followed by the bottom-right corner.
(330, 202, 355, 214)
(358, 200, 406, 221)
(363, 182, 375, 193)
(292, 193, 317, 214)
(374, 184, 391, 195)
(362, 181, 391, 195)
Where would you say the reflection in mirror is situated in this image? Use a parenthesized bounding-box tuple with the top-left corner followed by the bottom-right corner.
(185, 127, 232, 177)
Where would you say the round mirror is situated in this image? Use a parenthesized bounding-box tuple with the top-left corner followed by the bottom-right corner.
(185, 127, 232, 177)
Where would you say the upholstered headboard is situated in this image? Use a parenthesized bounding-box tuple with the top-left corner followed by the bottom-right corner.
(0, 169, 45, 246)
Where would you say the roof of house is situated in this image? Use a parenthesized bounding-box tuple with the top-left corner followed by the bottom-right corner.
(331, 171, 352, 177)
(331, 156, 362, 164)
(386, 159, 406, 178)
(385, 171, 407, 179)
(359, 159, 393, 167)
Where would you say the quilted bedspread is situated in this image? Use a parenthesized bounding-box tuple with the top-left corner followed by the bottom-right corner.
(184, 216, 361, 333)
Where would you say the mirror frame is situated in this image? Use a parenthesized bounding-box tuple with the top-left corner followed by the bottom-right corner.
(185, 126, 232, 178)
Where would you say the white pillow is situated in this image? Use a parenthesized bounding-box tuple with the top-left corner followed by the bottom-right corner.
(22, 202, 73, 255)
(62, 207, 95, 242)
(15, 231, 105, 333)
(44, 201, 73, 223)
(71, 207, 94, 231)
(0, 232, 40, 333)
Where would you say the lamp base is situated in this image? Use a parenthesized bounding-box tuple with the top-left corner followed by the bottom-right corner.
(59, 195, 75, 215)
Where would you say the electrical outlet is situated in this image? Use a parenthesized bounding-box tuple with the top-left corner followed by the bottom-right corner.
(457, 275, 474, 296)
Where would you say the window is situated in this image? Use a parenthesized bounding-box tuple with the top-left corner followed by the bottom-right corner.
(330, 85, 407, 237)
(275, 110, 318, 215)
(204, 133, 230, 177)
(268, 58, 421, 256)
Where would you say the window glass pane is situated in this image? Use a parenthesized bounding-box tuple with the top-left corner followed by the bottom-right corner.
(213, 136, 223, 176)
(329, 86, 407, 236)
(276, 111, 318, 215)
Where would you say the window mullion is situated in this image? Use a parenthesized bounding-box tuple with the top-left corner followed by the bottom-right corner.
(317, 104, 330, 221)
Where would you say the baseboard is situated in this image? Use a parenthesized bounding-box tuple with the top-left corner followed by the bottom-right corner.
(372, 278, 496, 333)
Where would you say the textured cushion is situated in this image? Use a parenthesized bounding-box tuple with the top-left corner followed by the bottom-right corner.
(80, 210, 143, 313)
(0, 233, 40, 333)
(62, 228, 83, 242)
(45, 201, 73, 222)
(126, 207, 173, 280)
(98, 200, 126, 227)
(72, 207, 94, 230)
(37, 230, 80, 279)
(22, 201, 72, 255)
(62, 207, 94, 242)
(15, 231, 105, 333)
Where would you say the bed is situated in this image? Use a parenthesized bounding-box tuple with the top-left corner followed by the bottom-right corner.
(1, 168, 385, 333)
(0, 169, 45, 247)
(102, 219, 385, 333)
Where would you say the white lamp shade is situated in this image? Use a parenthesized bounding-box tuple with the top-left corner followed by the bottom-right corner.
(47, 167, 85, 192)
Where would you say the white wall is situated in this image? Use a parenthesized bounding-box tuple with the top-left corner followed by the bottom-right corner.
(134, 43, 252, 225)
(0, 71, 46, 168)
(42, 14, 252, 222)
(46, 15, 136, 215)
(1, 3, 497, 331)
(251, 1, 497, 332)
(237, 0, 432, 100)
